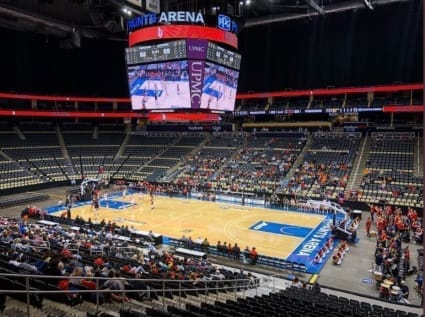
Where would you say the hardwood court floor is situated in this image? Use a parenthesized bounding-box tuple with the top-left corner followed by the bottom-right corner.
(52, 194, 324, 259)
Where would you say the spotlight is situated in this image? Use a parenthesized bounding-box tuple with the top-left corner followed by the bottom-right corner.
(121, 7, 132, 16)
(362, 0, 374, 10)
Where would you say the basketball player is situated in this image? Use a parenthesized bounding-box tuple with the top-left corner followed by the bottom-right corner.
(160, 74, 168, 97)
(149, 191, 155, 211)
(207, 95, 213, 109)
(90, 188, 99, 211)
(141, 89, 147, 109)
(154, 83, 159, 106)
(93, 197, 100, 222)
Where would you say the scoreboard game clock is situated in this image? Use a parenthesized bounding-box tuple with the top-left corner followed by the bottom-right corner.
(126, 39, 242, 70)
(206, 42, 241, 70)
(126, 39, 187, 65)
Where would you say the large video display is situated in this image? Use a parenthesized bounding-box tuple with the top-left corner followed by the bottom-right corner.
(128, 60, 191, 110)
(126, 39, 241, 111)
(200, 61, 239, 111)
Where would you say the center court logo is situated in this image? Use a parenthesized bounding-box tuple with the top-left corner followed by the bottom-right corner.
(252, 221, 268, 230)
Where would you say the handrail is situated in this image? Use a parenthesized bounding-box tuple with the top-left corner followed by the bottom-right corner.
(0, 272, 252, 316)
(0, 272, 422, 316)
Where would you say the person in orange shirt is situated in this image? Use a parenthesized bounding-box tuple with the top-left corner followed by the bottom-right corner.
(249, 247, 258, 265)
(366, 217, 372, 238)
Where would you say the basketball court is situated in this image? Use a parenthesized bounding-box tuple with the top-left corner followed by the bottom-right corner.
(46, 192, 338, 273)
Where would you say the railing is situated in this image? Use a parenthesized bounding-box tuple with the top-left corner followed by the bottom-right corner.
(0, 272, 253, 317)
(167, 237, 308, 273)
(1, 267, 422, 316)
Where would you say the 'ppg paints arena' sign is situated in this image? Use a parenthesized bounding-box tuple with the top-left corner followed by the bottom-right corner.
(127, 11, 239, 33)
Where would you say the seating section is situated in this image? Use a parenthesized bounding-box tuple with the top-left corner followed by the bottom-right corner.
(174, 133, 306, 195)
(0, 161, 43, 190)
(359, 133, 423, 207)
(282, 132, 361, 200)
(0, 215, 252, 313)
(174, 134, 245, 189)
(64, 131, 125, 178)
(0, 192, 49, 208)
(145, 287, 420, 317)
(0, 208, 421, 317)
(215, 135, 305, 194)
(367, 134, 414, 171)
(0, 131, 74, 189)
(132, 136, 205, 182)
(0, 128, 422, 212)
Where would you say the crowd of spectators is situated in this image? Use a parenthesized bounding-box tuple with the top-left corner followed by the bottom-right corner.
(280, 134, 360, 201)
(0, 215, 255, 306)
(359, 169, 423, 207)
(369, 204, 422, 303)
(175, 136, 305, 196)
(178, 235, 259, 265)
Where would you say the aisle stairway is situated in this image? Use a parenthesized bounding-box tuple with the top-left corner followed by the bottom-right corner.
(284, 135, 312, 181)
(415, 136, 423, 177)
(348, 133, 371, 190)
(162, 133, 212, 182)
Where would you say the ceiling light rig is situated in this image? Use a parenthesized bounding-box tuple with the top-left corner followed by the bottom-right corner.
(305, 0, 325, 15)
(362, 0, 374, 10)
(121, 6, 132, 16)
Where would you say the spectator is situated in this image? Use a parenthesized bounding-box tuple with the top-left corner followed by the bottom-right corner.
(103, 270, 128, 303)
(375, 251, 383, 272)
(366, 217, 372, 238)
(232, 243, 241, 260)
(312, 282, 321, 293)
(400, 280, 409, 299)
(249, 247, 258, 265)
(201, 238, 210, 253)
(292, 277, 303, 288)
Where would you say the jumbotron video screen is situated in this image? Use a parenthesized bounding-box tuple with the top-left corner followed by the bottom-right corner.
(126, 39, 241, 111)
(200, 61, 239, 111)
(128, 60, 191, 110)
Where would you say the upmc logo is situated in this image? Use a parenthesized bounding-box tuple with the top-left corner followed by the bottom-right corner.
(217, 14, 238, 33)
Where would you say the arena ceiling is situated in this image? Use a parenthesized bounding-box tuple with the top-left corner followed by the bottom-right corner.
(0, 0, 412, 43)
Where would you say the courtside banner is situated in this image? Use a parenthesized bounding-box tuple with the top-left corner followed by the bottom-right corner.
(129, 25, 238, 49)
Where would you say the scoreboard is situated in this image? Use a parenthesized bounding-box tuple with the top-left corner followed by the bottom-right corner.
(206, 42, 241, 70)
(126, 39, 241, 111)
(126, 39, 187, 65)
(126, 39, 241, 70)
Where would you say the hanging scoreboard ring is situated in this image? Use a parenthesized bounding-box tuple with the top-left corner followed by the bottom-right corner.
(128, 25, 238, 49)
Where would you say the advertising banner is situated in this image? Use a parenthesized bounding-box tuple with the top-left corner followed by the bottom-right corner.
(188, 60, 205, 109)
